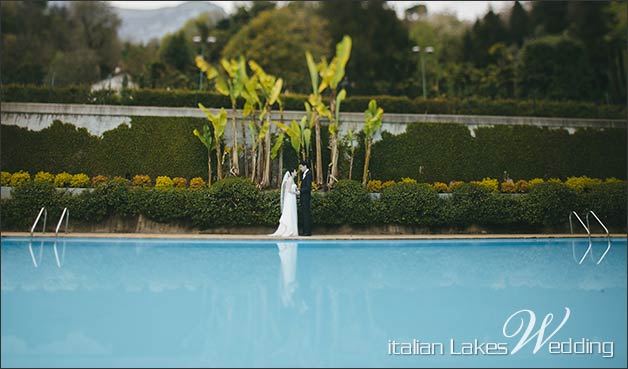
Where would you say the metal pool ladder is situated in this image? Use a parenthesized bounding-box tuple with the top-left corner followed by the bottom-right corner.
(52, 208, 70, 267)
(585, 210, 611, 264)
(30, 207, 47, 237)
(55, 207, 70, 238)
(569, 211, 611, 264)
(29, 207, 47, 267)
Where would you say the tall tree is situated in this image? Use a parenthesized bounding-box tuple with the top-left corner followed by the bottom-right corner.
(319, 0, 414, 95)
(530, 1, 568, 35)
(159, 31, 193, 72)
(222, 3, 329, 94)
(509, 1, 530, 47)
(70, 1, 122, 78)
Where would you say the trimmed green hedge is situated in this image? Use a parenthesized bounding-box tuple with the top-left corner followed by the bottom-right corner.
(1, 118, 210, 180)
(3, 120, 625, 184)
(361, 123, 627, 182)
(1, 179, 625, 232)
(2, 84, 625, 118)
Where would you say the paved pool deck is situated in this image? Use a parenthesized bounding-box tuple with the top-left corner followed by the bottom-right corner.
(2, 232, 626, 240)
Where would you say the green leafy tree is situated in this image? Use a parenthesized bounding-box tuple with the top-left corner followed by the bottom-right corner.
(516, 35, 594, 100)
(222, 3, 329, 94)
(509, 1, 531, 47)
(248, 61, 283, 188)
(198, 105, 228, 181)
(159, 30, 193, 72)
(362, 100, 384, 185)
(192, 125, 215, 185)
(319, 0, 414, 95)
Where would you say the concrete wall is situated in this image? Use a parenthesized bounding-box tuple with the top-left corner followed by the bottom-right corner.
(2, 102, 625, 140)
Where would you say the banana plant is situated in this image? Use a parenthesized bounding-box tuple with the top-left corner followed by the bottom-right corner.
(305, 35, 352, 188)
(248, 60, 283, 188)
(198, 103, 228, 181)
(274, 116, 311, 162)
(215, 57, 244, 177)
(341, 128, 357, 180)
(362, 99, 384, 185)
(192, 124, 215, 186)
(239, 67, 261, 179)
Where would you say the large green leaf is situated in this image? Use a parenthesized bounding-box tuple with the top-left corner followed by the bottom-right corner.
(269, 78, 283, 106)
(305, 51, 319, 97)
(335, 88, 346, 124)
(271, 132, 285, 159)
(195, 56, 218, 80)
(258, 121, 269, 143)
(331, 35, 352, 89)
(215, 77, 229, 96)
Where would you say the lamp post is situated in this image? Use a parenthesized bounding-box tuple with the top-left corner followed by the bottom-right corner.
(194, 35, 217, 91)
(412, 45, 434, 99)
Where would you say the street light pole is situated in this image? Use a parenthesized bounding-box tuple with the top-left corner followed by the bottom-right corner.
(194, 35, 216, 105)
(412, 45, 434, 99)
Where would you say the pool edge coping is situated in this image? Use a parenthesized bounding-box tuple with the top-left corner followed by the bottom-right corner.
(2, 232, 626, 240)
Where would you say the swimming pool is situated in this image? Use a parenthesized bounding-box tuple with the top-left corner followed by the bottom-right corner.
(1, 236, 626, 368)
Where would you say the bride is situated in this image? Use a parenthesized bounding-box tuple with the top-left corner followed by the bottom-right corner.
(270, 170, 299, 237)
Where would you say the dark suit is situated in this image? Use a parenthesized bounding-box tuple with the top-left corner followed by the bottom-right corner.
(300, 169, 312, 235)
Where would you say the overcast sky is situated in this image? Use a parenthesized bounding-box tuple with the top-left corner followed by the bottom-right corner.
(108, 1, 512, 22)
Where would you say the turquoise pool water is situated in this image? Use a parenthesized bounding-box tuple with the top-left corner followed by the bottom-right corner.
(1, 237, 626, 368)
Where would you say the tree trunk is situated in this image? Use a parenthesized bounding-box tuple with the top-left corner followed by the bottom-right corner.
(328, 89, 338, 188)
(207, 150, 212, 186)
(314, 114, 323, 186)
(256, 140, 263, 184)
(362, 140, 371, 185)
(328, 134, 338, 187)
(349, 153, 354, 180)
(215, 141, 222, 180)
(261, 112, 272, 188)
(231, 104, 239, 176)
(278, 146, 283, 186)
(243, 119, 249, 178)
(251, 141, 257, 183)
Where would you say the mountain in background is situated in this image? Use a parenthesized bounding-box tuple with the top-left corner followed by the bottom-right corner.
(49, 1, 228, 44)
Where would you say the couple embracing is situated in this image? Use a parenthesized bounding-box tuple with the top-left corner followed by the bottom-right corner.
(270, 161, 312, 237)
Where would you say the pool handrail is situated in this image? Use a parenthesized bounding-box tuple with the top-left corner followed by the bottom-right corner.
(585, 210, 611, 264)
(569, 211, 591, 264)
(55, 207, 70, 238)
(30, 207, 47, 238)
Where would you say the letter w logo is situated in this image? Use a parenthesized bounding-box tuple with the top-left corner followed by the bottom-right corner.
(502, 307, 571, 355)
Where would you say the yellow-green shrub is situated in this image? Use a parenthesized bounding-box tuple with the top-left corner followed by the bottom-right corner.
(1, 171, 11, 186)
(92, 175, 109, 187)
(172, 177, 187, 188)
(112, 176, 130, 185)
(515, 179, 530, 193)
(604, 177, 625, 184)
(528, 178, 544, 188)
(548, 177, 563, 184)
(564, 176, 602, 193)
(155, 176, 174, 189)
(471, 177, 499, 192)
(449, 180, 464, 190)
(432, 181, 450, 193)
(500, 181, 516, 193)
(54, 172, 73, 187)
(70, 173, 90, 188)
(34, 171, 55, 184)
(189, 177, 206, 189)
(382, 180, 396, 189)
(10, 171, 31, 186)
(132, 175, 151, 187)
(366, 180, 382, 192)
(400, 177, 417, 184)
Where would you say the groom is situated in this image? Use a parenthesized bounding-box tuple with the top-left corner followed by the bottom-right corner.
(298, 161, 312, 236)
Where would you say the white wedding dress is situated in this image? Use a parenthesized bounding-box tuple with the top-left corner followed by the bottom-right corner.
(270, 172, 299, 237)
